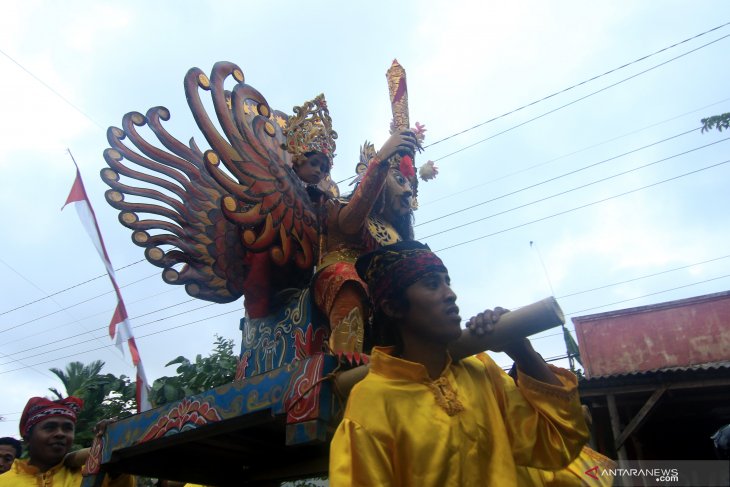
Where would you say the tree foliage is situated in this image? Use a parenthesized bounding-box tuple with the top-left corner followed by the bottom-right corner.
(150, 335, 238, 406)
(701, 112, 730, 133)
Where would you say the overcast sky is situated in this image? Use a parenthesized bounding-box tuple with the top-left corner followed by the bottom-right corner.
(2, 1, 730, 437)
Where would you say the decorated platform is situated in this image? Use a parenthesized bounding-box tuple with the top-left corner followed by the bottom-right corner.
(81, 353, 339, 487)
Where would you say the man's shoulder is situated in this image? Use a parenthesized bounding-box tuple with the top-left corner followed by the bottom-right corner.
(0, 460, 29, 484)
(454, 353, 499, 374)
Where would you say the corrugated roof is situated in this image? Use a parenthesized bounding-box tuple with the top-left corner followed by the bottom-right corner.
(579, 360, 730, 387)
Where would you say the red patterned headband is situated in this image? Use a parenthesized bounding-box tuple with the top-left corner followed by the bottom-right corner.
(20, 396, 84, 437)
(356, 242, 446, 307)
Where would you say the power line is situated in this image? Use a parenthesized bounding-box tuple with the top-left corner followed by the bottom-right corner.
(556, 255, 730, 299)
(418, 126, 702, 228)
(524, 268, 730, 343)
(0, 307, 241, 375)
(564, 274, 730, 316)
(434, 157, 730, 253)
(0, 298, 203, 363)
(1, 286, 179, 347)
(421, 136, 730, 239)
(0, 271, 159, 335)
(0, 256, 133, 374)
(0, 48, 105, 130)
(0, 259, 146, 317)
(14, 251, 730, 360)
(424, 21, 730, 149)
(419, 97, 730, 208)
(430, 33, 730, 163)
(335, 31, 730, 187)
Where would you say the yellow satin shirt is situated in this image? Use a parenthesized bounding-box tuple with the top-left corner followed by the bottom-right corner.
(329, 347, 589, 486)
(0, 459, 135, 487)
(519, 446, 617, 486)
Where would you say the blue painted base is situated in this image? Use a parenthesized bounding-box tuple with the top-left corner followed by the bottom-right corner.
(81, 354, 340, 486)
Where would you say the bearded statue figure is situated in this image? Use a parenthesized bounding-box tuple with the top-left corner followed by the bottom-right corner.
(313, 135, 419, 356)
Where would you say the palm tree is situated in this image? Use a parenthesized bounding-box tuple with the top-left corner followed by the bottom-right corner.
(49, 360, 106, 399)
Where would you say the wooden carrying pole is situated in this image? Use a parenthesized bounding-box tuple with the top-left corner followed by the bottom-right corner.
(335, 297, 566, 396)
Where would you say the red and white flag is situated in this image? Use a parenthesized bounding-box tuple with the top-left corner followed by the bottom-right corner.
(62, 158, 151, 412)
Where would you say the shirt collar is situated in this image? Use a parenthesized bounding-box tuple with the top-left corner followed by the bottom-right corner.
(370, 346, 453, 382)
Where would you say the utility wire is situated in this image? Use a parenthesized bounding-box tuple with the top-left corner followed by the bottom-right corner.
(0, 48, 105, 130)
(0, 271, 159, 335)
(522, 267, 730, 343)
(0, 308, 241, 375)
(434, 158, 730, 253)
(0, 298, 203, 362)
(335, 31, 730, 186)
(9, 106, 715, 314)
(0, 256, 132, 373)
(424, 21, 730, 149)
(0, 259, 146, 317)
(565, 273, 730, 316)
(419, 97, 730, 208)
(421, 136, 730, 239)
(1, 287, 179, 347)
(0, 300, 220, 365)
(556, 255, 730, 299)
(419, 127, 700, 228)
(430, 33, 730, 163)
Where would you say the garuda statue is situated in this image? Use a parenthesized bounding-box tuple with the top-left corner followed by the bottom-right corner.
(101, 61, 421, 378)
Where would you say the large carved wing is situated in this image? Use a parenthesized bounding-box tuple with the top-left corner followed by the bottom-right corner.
(101, 61, 318, 303)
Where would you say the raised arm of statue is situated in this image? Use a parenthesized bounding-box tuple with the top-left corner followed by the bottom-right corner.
(337, 130, 417, 235)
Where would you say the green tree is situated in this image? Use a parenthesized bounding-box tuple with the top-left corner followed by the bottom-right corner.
(150, 335, 238, 406)
(49, 361, 136, 448)
(701, 112, 730, 133)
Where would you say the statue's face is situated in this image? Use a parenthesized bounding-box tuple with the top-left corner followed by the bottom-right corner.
(382, 168, 413, 222)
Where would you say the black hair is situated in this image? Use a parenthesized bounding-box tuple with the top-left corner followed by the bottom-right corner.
(0, 437, 22, 458)
(368, 288, 408, 355)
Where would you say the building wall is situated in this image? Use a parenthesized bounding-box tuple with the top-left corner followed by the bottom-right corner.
(573, 291, 730, 377)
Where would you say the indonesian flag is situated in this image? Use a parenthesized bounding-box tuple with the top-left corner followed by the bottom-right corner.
(62, 159, 151, 412)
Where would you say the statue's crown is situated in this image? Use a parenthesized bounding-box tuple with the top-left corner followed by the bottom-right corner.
(284, 94, 338, 165)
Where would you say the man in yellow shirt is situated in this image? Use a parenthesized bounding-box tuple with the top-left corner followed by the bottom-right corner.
(0, 437, 21, 474)
(0, 396, 133, 487)
(329, 241, 589, 486)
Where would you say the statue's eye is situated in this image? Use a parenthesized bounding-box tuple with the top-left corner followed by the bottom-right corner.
(394, 174, 406, 185)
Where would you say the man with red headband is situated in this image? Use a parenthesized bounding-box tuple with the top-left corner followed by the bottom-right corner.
(329, 241, 589, 486)
(0, 396, 133, 486)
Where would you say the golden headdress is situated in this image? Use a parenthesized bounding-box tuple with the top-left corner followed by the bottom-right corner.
(283, 94, 338, 167)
